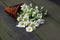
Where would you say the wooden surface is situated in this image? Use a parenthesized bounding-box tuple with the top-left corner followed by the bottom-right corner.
(0, 0, 60, 40)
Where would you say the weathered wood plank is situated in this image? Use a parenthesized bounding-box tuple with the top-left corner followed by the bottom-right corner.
(0, 0, 60, 40)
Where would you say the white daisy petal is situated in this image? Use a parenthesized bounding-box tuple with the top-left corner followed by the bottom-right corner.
(41, 6, 44, 9)
(17, 17, 22, 21)
(40, 13, 42, 18)
(35, 22, 39, 27)
(35, 6, 38, 9)
(16, 25, 20, 27)
(30, 3, 32, 7)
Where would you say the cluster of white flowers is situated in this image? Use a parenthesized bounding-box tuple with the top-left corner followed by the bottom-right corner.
(16, 3, 47, 32)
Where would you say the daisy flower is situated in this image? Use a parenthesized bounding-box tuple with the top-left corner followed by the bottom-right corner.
(26, 27, 33, 32)
(29, 22, 37, 29)
(16, 21, 26, 28)
(40, 19, 45, 24)
(37, 19, 45, 24)
(21, 4, 28, 10)
(23, 14, 29, 22)
(17, 17, 22, 21)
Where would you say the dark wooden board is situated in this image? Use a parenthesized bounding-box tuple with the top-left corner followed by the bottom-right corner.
(0, 0, 60, 40)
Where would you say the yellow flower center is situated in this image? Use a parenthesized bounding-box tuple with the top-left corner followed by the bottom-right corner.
(21, 22, 24, 25)
(23, 5, 26, 9)
(31, 23, 35, 27)
(24, 18, 27, 21)
(28, 28, 31, 31)
(19, 18, 22, 20)
(28, 22, 31, 26)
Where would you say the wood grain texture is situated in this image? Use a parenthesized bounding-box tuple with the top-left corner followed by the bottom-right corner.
(0, 0, 60, 40)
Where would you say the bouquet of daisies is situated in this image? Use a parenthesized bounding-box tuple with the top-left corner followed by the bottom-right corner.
(16, 3, 48, 32)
